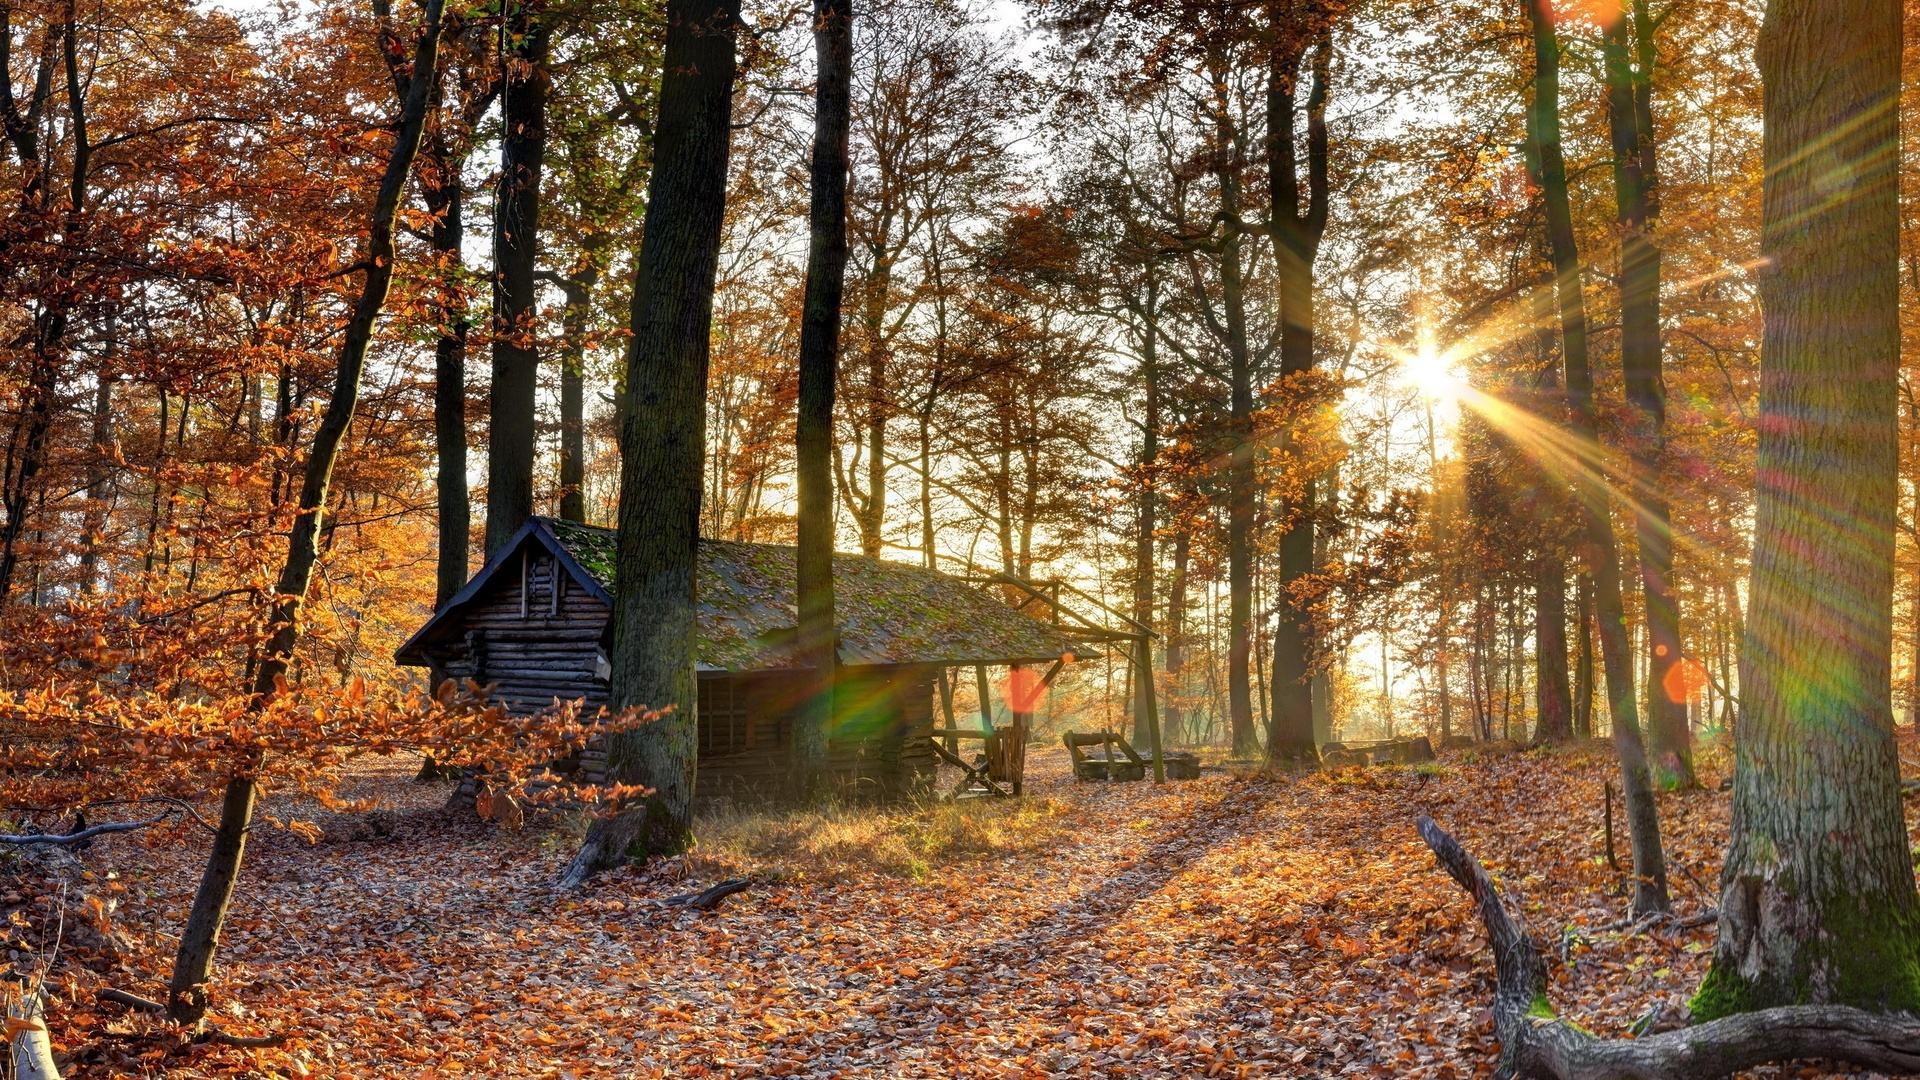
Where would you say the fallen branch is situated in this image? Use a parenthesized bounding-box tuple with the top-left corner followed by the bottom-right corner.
(0, 814, 169, 847)
(1417, 814, 1920, 1078)
(194, 1024, 287, 1049)
(662, 878, 751, 912)
(97, 988, 166, 1013)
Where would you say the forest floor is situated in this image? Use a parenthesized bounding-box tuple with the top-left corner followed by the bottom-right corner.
(21, 735, 1915, 1079)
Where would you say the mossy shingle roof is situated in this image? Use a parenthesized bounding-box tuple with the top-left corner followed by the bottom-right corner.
(399, 517, 1088, 672)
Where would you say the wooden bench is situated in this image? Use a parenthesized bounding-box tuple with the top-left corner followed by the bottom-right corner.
(1063, 731, 1200, 782)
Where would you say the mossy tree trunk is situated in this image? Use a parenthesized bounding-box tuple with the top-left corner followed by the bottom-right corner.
(1700, 0, 1919, 1018)
(562, 0, 740, 885)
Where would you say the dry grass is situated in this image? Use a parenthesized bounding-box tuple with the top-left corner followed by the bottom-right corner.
(687, 792, 1072, 882)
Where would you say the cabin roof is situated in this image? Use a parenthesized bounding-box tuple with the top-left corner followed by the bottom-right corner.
(394, 517, 1089, 672)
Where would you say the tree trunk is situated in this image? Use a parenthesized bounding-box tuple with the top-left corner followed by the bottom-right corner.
(860, 281, 889, 558)
(166, 2, 444, 1022)
(1700, 0, 1919, 1018)
(1165, 522, 1190, 745)
(1604, 0, 1693, 788)
(793, 0, 851, 797)
(485, 8, 551, 556)
(562, 0, 739, 884)
(1131, 276, 1160, 746)
(78, 369, 113, 595)
(1224, 239, 1258, 760)
(557, 240, 605, 524)
(424, 124, 471, 605)
(1266, 28, 1330, 765)
(1573, 572, 1595, 737)
(1530, 271, 1575, 744)
(1534, 555, 1572, 743)
(1523, 0, 1669, 917)
(1312, 463, 1339, 745)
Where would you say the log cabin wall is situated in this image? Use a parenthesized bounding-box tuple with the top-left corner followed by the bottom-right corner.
(420, 550, 611, 717)
(691, 666, 939, 801)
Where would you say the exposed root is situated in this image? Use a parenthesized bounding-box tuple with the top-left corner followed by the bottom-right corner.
(1419, 814, 1920, 1079)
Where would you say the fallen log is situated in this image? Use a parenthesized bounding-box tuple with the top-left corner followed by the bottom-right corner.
(663, 878, 750, 911)
(1417, 814, 1920, 1079)
(8, 990, 59, 1080)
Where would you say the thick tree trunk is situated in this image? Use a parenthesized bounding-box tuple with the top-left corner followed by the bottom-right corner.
(167, 3, 444, 1022)
(1523, 0, 1668, 916)
(563, 0, 739, 884)
(1603, 0, 1693, 788)
(1265, 30, 1330, 765)
(1700, 0, 1919, 1018)
(792, 0, 851, 797)
(484, 8, 550, 556)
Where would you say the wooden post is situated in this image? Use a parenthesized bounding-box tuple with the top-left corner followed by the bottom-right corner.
(1009, 662, 1029, 797)
(1140, 634, 1165, 783)
(937, 668, 958, 755)
(974, 663, 993, 732)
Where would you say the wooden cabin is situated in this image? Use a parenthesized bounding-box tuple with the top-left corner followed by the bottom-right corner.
(394, 517, 1084, 801)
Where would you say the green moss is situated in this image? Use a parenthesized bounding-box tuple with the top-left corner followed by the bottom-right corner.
(1526, 993, 1556, 1020)
(1691, 896, 1920, 1020)
(1689, 962, 1762, 1021)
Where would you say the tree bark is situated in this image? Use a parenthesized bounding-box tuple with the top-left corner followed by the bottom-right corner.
(485, 5, 551, 556)
(1266, 26, 1331, 765)
(1165, 521, 1190, 745)
(1573, 572, 1595, 737)
(1700, 0, 1919, 1018)
(1603, 0, 1692, 787)
(562, 0, 739, 885)
(1523, 0, 1668, 916)
(78, 368, 113, 595)
(167, 0, 444, 1022)
(1531, 276, 1575, 744)
(556, 239, 605, 523)
(424, 117, 471, 605)
(793, 0, 852, 797)
(1131, 274, 1161, 746)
